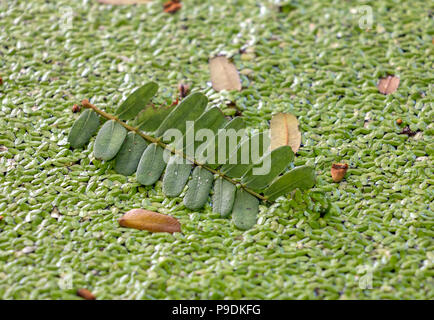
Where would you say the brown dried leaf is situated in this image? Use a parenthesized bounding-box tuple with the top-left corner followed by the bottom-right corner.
(98, 0, 151, 4)
(209, 56, 242, 92)
(163, 0, 182, 13)
(270, 113, 301, 153)
(77, 288, 96, 300)
(119, 209, 181, 233)
(331, 163, 348, 182)
(377, 75, 400, 94)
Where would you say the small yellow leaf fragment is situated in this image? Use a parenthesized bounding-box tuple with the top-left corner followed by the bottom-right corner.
(270, 113, 301, 153)
(377, 75, 400, 95)
(209, 56, 242, 92)
(119, 209, 181, 233)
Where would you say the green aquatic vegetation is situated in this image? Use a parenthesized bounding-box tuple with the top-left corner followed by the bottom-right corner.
(0, 0, 432, 300)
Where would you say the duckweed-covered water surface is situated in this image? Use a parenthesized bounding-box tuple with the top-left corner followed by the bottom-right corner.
(0, 0, 433, 299)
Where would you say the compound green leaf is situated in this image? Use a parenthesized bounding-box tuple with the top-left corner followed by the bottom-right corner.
(68, 109, 100, 149)
(162, 155, 193, 197)
(115, 82, 158, 120)
(212, 178, 236, 217)
(242, 145, 294, 191)
(94, 120, 127, 160)
(264, 165, 316, 201)
(66, 85, 319, 232)
(114, 132, 148, 175)
(183, 166, 214, 210)
(232, 189, 259, 230)
(136, 143, 167, 186)
(155, 92, 208, 138)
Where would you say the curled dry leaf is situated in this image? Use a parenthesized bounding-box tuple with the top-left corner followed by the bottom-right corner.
(119, 209, 181, 233)
(72, 104, 81, 113)
(77, 288, 96, 300)
(377, 75, 400, 95)
(331, 163, 348, 182)
(98, 0, 151, 4)
(178, 82, 190, 98)
(163, 0, 182, 13)
(399, 126, 418, 137)
(209, 56, 242, 92)
(270, 113, 301, 153)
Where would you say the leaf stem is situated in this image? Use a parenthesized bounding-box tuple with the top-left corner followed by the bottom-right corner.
(81, 99, 269, 202)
